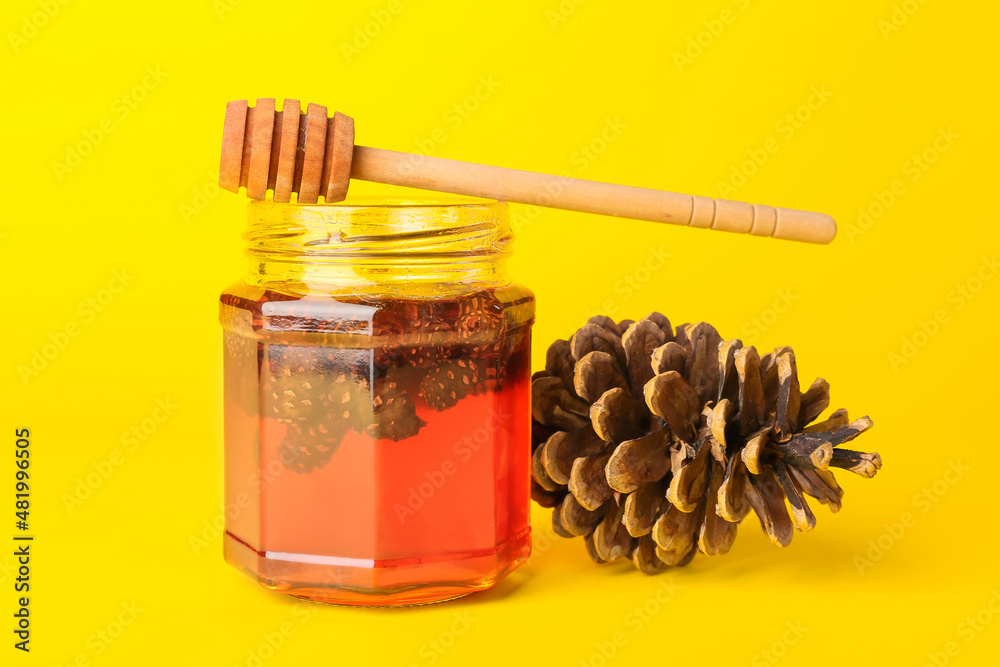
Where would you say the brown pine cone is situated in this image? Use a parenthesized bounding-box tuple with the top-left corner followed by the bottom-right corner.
(268, 346, 374, 473)
(262, 289, 526, 473)
(373, 292, 505, 370)
(366, 367, 427, 442)
(419, 358, 485, 410)
(531, 314, 882, 574)
(277, 427, 341, 474)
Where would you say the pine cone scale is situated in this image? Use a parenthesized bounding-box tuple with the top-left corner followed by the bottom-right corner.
(531, 312, 883, 573)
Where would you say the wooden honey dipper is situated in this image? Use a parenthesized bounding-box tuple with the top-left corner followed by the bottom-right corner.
(220, 99, 837, 244)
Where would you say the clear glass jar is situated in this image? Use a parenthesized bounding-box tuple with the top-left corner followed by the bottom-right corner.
(219, 198, 535, 605)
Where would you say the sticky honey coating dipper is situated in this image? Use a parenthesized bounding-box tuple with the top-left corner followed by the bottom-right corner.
(220, 98, 837, 244)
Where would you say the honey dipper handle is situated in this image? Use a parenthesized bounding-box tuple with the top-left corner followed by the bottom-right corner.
(351, 146, 836, 244)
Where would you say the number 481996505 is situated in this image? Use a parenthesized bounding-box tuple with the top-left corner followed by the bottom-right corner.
(15, 428, 29, 530)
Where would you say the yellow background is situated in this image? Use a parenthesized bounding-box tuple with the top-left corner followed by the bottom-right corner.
(3, 0, 998, 665)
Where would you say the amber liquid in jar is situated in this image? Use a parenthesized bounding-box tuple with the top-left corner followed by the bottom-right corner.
(220, 199, 534, 605)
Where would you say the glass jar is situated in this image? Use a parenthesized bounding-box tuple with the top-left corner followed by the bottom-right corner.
(219, 197, 535, 605)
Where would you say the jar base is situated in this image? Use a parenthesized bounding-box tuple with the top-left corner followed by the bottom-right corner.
(224, 528, 532, 607)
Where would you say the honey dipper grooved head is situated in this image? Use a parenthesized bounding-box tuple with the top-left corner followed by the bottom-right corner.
(219, 99, 355, 203)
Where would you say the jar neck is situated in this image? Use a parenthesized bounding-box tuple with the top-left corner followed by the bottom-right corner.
(243, 198, 513, 296)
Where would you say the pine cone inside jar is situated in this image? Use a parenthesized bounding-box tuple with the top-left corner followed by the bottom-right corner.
(531, 313, 882, 574)
(265, 291, 515, 473)
(268, 346, 375, 473)
(419, 358, 485, 410)
(366, 367, 427, 442)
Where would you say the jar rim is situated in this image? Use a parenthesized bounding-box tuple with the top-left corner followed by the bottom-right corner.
(243, 196, 513, 288)
(247, 196, 509, 237)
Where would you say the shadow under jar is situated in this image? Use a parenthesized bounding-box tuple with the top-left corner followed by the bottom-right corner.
(219, 197, 535, 605)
